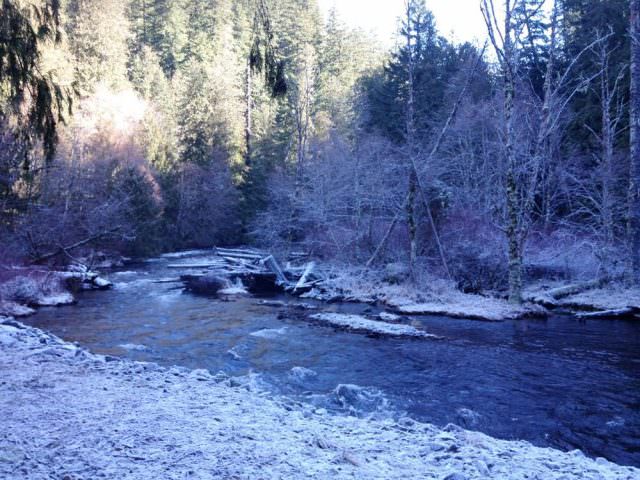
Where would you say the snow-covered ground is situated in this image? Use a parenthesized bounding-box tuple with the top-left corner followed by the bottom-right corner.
(1, 318, 637, 479)
(557, 287, 640, 311)
(525, 282, 640, 315)
(0, 269, 110, 318)
(306, 268, 546, 321)
(309, 312, 440, 338)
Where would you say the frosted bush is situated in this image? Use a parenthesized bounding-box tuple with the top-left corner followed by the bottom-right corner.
(0, 277, 41, 304)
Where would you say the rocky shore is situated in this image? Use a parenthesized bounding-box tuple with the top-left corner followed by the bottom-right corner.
(0, 266, 112, 319)
(1, 318, 637, 479)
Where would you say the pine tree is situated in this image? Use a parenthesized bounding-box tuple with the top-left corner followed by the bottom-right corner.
(366, 0, 455, 143)
(67, 0, 131, 92)
(560, 0, 630, 150)
(514, 0, 550, 95)
(0, 0, 69, 164)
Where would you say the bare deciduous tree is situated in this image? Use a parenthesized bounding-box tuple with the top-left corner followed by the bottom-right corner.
(629, 0, 640, 284)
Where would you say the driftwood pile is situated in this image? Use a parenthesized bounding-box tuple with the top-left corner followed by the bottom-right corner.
(174, 248, 323, 296)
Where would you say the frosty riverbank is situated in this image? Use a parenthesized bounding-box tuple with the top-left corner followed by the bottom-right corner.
(0, 318, 637, 479)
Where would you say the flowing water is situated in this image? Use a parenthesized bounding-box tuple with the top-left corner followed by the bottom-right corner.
(24, 251, 640, 467)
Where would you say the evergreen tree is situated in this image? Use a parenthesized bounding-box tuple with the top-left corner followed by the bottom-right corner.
(67, 0, 131, 92)
(366, 0, 459, 143)
(0, 0, 69, 164)
(560, 0, 630, 150)
(514, 0, 550, 95)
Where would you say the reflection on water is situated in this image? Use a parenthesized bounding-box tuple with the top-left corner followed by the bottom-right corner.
(25, 254, 640, 467)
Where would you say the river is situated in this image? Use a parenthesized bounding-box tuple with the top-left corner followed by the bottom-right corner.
(24, 250, 640, 467)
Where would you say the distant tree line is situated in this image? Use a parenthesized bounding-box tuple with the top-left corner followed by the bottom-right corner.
(0, 0, 638, 300)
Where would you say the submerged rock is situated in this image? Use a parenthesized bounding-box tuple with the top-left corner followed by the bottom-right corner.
(443, 473, 467, 480)
(182, 274, 229, 295)
(456, 408, 482, 428)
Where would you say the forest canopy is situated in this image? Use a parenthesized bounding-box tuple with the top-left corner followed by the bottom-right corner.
(0, 0, 638, 301)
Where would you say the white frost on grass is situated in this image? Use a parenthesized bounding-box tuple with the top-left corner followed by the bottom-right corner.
(557, 287, 640, 311)
(0, 320, 637, 480)
(314, 266, 546, 321)
(387, 294, 546, 322)
(0, 301, 36, 317)
(310, 313, 438, 338)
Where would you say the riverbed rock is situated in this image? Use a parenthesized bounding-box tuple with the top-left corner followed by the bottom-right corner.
(379, 312, 403, 322)
(58, 271, 112, 292)
(258, 300, 287, 308)
(443, 473, 467, 480)
(34, 292, 76, 307)
(0, 301, 36, 317)
(456, 408, 481, 428)
(182, 274, 229, 295)
(92, 276, 113, 290)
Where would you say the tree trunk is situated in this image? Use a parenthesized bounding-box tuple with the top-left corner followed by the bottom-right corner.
(629, 0, 640, 284)
(504, 35, 523, 304)
(405, 1, 418, 276)
(601, 55, 615, 263)
(407, 170, 418, 273)
(244, 59, 253, 168)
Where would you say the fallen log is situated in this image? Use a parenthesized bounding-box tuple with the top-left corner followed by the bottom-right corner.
(215, 248, 265, 260)
(576, 307, 640, 320)
(293, 262, 316, 293)
(168, 264, 223, 269)
(216, 247, 265, 255)
(546, 279, 604, 300)
(30, 228, 121, 264)
(261, 255, 289, 287)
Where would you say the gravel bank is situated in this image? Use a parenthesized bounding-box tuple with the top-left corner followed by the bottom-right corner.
(0, 318, 637, 479)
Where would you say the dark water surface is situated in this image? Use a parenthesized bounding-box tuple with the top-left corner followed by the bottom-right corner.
(25, 251, 640, 467)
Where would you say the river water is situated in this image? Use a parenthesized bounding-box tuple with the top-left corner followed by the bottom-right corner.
(24, 251, 640, 467)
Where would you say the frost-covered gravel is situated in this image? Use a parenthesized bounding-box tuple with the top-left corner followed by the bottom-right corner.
(309, 313, 439, 338)
(1, 318, 638, 480)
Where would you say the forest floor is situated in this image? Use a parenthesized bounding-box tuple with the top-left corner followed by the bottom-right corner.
(526, 283, 640, 311)
(1, 317, 638, 480)
(300, 265, 640, 321)
(302, 267, 546, 321)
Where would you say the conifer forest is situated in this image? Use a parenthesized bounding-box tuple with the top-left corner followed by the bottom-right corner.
(1, 1, 640, 478)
